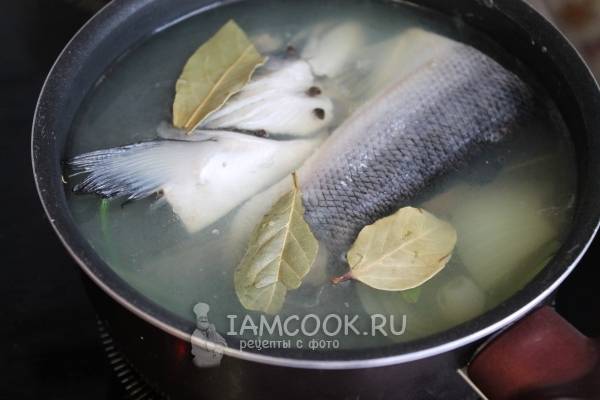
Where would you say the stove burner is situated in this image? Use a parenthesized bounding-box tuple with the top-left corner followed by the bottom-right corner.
(97, 319, 167, 400)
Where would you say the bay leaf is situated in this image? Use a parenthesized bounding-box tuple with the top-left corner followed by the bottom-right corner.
(333, 207, 457, 291)
(172, 20, 266, 132)
(234, 175, 319, 314)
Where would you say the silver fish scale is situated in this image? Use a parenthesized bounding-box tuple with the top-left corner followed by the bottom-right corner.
(302, 43, 535, 255)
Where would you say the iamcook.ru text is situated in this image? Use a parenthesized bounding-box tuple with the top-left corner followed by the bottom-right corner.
(226, 313, 407, 338)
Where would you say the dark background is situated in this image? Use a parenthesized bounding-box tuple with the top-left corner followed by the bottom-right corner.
(2, 1, 114, 399)
(1, 0, 599, 399)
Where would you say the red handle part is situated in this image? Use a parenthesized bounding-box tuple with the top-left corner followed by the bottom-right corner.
(468, 306, 598, 400)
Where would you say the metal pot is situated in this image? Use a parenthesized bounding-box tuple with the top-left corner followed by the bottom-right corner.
(32, 0, 600, 398)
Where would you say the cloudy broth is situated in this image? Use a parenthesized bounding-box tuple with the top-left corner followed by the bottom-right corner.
(66, 0, 576, 356)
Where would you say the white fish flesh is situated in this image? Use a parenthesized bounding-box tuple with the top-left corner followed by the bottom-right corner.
(70, 131, 324, 232)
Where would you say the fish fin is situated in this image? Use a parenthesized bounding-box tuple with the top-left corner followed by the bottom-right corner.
(68, 140, 202, 200)
(201, 59, 334, 137)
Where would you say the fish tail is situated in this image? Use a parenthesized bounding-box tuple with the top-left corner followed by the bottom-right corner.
(67, 140, 192, 200)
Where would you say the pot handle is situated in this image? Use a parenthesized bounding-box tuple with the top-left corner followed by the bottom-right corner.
(467, 306, 599, 399)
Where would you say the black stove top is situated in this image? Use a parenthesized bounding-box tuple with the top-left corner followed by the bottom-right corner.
(1, 1, 599, 399)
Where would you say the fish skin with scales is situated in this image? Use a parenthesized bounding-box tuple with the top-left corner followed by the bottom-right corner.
(299, 39, 536, 256)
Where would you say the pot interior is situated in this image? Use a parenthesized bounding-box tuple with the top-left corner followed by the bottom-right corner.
(33, 0, 600, 367)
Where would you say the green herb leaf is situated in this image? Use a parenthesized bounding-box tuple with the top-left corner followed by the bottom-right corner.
(333, 207, 457, 291)
(172, 20, 266, 132)
(99, 199, 110, 235)
(234, 175, 319, 314)
(401, 287, 421, 304)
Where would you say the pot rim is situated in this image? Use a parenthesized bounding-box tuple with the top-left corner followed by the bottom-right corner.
(32, 0, 600, 370)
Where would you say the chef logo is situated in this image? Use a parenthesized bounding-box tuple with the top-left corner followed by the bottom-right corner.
(190, 302, 227, 368)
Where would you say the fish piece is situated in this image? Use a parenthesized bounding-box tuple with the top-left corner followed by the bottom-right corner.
(437, 275, 486, 324)
(251, 32, 284, 54)
(70, 131, 324, 232)
(301, 21, 366, 78)
(298, 30, 536, 255)
(451, 177, 557, 293)
(364, 29, 460, 98)
(202, 60, 334, 137)
(323, 29, 462, 124)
